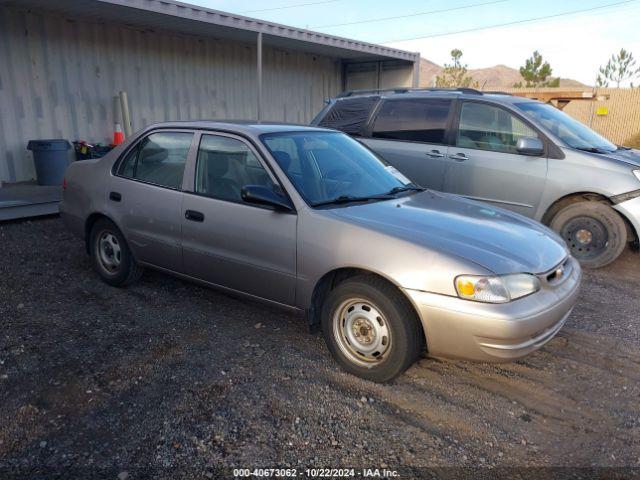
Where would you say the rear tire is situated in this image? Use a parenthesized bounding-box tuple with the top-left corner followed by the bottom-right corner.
(89, 218, 144, 287)
(550, 201, 627, 269)
(321, 275, 423, 383)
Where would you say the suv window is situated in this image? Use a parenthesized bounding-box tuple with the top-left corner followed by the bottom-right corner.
(318, 97, 380, 136)
(457, 102, 539, 153)
(118, 131, 193, 189)
(195, 134, 276, 203)
(372, 98, 452, 144)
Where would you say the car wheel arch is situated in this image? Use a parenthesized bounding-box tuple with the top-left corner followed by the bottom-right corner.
(541, 192, 637, 244)
(306, 267, 427, 347)
(84, 213, 124, 255)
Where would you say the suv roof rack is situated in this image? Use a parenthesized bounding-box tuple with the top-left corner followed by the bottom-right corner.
(336, 87, 484, 98)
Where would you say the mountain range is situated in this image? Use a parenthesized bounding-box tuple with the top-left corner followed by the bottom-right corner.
(419, 59, 587, 89)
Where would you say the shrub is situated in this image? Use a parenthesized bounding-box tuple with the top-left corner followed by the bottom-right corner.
(624, 132, 640, 148)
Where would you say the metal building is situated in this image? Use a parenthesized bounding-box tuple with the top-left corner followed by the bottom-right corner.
(0, 0, 419, 191)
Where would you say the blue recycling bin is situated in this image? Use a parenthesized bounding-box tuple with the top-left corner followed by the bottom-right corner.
(27, 139, 72, 186)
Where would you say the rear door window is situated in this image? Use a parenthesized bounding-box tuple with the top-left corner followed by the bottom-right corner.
(118, 131, 193, 189)
(118, 145, 138, 178)
(317, 97, 380, 136)
(372, 98, 452, 144)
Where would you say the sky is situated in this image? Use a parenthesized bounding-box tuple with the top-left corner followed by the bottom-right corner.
(185, 0, 640, 86)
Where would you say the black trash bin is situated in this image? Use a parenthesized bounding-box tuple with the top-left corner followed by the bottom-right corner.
(27, 139, 72, 186)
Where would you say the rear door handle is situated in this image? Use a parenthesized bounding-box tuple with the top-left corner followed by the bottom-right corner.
(185, 210, 205, 222)
(109, 191, 122, 202)
(425, 150, 445, 158)
(449, 153, 469, 162)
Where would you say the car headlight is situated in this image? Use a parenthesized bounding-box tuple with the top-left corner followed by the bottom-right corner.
(634, 170, 640, 182)
(455, 274, 540, 303)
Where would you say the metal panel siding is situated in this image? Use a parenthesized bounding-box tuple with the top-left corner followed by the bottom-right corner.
(343, 61, 414, 92)
(0, 6, 342, 183)
(6, 0, 417, 62)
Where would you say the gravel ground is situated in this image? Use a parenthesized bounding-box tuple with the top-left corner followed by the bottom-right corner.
(1, 217, 639, 478)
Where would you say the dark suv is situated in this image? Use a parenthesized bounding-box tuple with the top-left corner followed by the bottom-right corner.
(311, 88, 640, 268)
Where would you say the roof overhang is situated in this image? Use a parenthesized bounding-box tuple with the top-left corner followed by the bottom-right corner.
(0, 0, 418, 63)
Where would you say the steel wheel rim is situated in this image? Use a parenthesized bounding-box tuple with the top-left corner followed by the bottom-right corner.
(98, 232, 122, 273)
(561, 216, 609, 260)
(332, 298, 391, 367)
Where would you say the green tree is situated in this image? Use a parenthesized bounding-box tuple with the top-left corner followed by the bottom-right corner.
(514, 51, 560, 88)
(596, 49, 640, 87)
(435, 49, 478, 88)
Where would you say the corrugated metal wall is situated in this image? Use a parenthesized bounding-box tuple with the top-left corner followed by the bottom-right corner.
(504, 88, 640, 146)
(343, 61, 414, 91)
(0, 6, 342, 184)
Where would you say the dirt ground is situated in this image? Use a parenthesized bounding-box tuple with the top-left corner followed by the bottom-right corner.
(1, 217, 639, 478)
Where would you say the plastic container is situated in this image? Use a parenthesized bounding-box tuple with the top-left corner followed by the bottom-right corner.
(27, 139, 72, 186)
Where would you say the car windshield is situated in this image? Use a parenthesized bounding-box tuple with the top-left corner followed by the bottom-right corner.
(260, 131, 420, 207)
(516, 102, 617, 153)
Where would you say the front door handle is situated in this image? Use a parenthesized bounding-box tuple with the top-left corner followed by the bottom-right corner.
(185, 210, 205, 222)
(426, 150, 445, 158)
(109, 191, 122, 202)
(449, 153, 469, 162)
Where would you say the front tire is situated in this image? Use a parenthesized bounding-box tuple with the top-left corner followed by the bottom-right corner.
(89, 218, 144, 287)
(550, 201, 627, 269)
(321, 276, 423, 383)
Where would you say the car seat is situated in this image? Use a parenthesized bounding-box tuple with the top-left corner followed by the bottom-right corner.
(205, 152, 241, 201)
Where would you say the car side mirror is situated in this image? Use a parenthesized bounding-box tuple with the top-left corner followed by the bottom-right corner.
(241, 185, 293, 212)
(516, 136, 544, 156)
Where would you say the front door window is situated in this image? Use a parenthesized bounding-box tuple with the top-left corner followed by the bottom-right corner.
(457, 102, 539, 154)
(195, 134, 277, 203)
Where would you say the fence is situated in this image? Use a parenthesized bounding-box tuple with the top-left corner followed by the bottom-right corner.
(502, 88, 640, 146)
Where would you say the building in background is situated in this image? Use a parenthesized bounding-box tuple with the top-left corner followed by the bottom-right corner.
(0, 0, 420, 187)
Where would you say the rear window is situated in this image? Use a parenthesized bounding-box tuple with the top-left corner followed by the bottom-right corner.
(317, 97, 379, 136)
(118, 131, 193, 189)
(372, 98, 452, 144)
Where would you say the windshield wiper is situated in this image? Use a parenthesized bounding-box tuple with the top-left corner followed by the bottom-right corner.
(313, 185, 426, 207)
(312, 194, 393, 208)
(575, 146, 620, 154)
(574, 146, 606, 154)
(386, 185, 425, 195)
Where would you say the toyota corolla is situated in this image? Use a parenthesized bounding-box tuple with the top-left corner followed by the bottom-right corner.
(60, 122, 581, 382)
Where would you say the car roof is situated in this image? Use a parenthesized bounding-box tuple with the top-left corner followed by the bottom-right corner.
(142, 120, 332, 136)
(333, 88, 540, 105)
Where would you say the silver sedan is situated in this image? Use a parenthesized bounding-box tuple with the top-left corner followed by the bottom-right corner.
(60, 122, 581, 382)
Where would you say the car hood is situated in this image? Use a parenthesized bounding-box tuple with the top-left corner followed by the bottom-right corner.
(328, 190, 568, 275)
(598, 147, 640, 168)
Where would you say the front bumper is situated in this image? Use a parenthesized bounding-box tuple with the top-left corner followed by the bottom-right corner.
(404, 257, 582, 362)
(613, 195, 640, 241)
